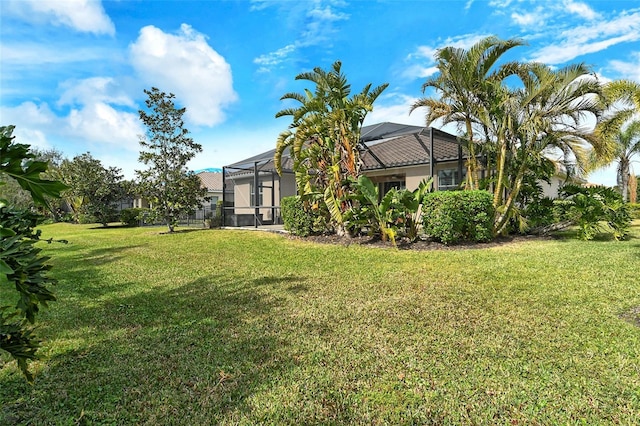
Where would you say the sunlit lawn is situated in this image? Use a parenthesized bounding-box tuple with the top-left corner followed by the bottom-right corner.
(1, 221, 639, 424)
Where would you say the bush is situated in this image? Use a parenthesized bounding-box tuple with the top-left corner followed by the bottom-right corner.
(629, 203, 640, 220)
(77, 213, 97, 224)
(204, 201, 223, 229)
(120, 208, 148, 227)
(523, 197, 558, 231)
(281, 196, 326, 236)
(557, 184, 631, 240)
(422, 190, 494, 244)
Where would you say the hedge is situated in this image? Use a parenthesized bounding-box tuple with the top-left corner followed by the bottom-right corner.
(281, 196, 326, 236)
(422, 190, 494, 244)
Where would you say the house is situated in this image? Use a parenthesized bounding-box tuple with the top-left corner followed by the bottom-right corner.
(132, 171, 226, 220)
(196, 171, 224, 219)
(221, 122, 572, 227)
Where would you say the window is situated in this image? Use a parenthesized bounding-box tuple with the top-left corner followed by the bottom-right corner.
(210, 196, 219, 210)
(382, 180, 405, 194)
(438, 169, 465, 191)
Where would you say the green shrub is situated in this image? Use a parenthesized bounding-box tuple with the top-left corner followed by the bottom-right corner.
(120, 208, 148, 227)
(629, 203, 640, 220)
(523, 197, 558, 231)
(557, 184, 631, 240)
(281, 196, 326, 236)
(77, 213, 97, 224)
(204, 202, 223, 229)
(422, 190, 494, 244)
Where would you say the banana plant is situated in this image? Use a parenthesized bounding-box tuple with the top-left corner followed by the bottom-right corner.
(355, 175, 399, 246)
(396, 177, 433, 241)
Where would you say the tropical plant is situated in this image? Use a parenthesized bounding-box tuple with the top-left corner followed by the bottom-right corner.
(410, 36, 525, 190)
(136, 88, 207, 233)
(611, 121, 640, 202)
(274, 61, 388, 235)
(0, 125, 66, 382)
(353, 175, 400, 246)
(491, 62, 604, 234)
(557, 184, 630, 240)
(395, 178, 433, 241)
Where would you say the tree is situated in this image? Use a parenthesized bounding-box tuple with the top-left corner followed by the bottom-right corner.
(1, 125, 66, 382)
(0, 148, 66, 219)
(137, 88, 206, 232)
(274, 61, 388, 234)
(410, 36, 525, 190)
(491, 63, 604, 234)
(59, 153, 124, 226)
(595, 80, 640, 202)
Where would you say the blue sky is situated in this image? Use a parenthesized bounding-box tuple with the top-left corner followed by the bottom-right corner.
(1, 0, 639, 184)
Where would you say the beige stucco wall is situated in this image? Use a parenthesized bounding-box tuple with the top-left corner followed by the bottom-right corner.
(231, 174, 294, 222)
(364, 160, 471, 191)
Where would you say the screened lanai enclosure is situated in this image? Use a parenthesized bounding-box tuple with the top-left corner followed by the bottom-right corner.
(222, 122, 469, 228)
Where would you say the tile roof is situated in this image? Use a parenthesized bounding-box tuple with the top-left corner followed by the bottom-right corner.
(197, 172, 223, 191)
(224, 123, 464, 174)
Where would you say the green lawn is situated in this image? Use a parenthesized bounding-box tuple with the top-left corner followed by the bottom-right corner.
(1, 222, 639, 425)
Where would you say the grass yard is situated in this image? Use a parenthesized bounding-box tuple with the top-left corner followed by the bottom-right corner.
(1, 222, 639, 425)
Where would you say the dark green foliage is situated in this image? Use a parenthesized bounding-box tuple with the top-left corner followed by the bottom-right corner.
(628, 203, 640, 219)
(522, 197, 558, 231)
(422, 190, 494, 244)
(204, 201, 223, 228)
(120, 208, 148, 227)
(281, 196, 326, 236)
(137, 88, 207, 233)
(557, 184, 631, 240)
(1, 125, 64, 382)
(59, 153, 123, 226)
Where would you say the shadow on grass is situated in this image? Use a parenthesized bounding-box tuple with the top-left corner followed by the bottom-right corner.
(1, 271, 310, 424)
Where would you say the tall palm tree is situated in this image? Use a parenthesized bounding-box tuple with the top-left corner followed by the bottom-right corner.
(605, 120, 640, 202)
(493, 62, 604, 234)
(410, 36, 525, 190)
(595, 80, 640, 201)
(274, 60, 388, 233)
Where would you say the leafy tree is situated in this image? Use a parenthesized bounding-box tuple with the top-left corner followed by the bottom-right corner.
(274, 61, 388, 234)
(59, 153, 124, 226)
(137, 88, 207, 232)
(1, 125, 66, 382)
(0, 148, 66, 218)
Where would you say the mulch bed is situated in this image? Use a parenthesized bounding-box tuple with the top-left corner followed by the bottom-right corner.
(286, 233, 554, 251)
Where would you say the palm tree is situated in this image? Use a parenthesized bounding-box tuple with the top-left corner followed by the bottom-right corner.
(493, 62, 604, 234)
(602, 120, 640, 202)
(595, 80, 640, 201)
(410, 36, 525, 190)
(274, 60, 388, 233)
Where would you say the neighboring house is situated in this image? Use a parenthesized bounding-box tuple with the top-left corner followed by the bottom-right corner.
(222, 122, 576, 227)
(197, 171, 224, 219)
(132, 171, 226, 220)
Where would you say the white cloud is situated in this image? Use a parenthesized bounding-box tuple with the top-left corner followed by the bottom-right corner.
(565, 1, 599, 20)
(129, 24, 238, 127)
(609, 52, 640, 81)
(364, 93, 425, 127)
(67, 103, 141, 147)
(251, 1, 349, 71)
(404, 33, 491, 80)
(5, 0, 115, 36)
(254, 44, 297, 73)
(58, 77, 136, 108)
(511, 12, 538, 27)
(530, 10, 640, 64)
